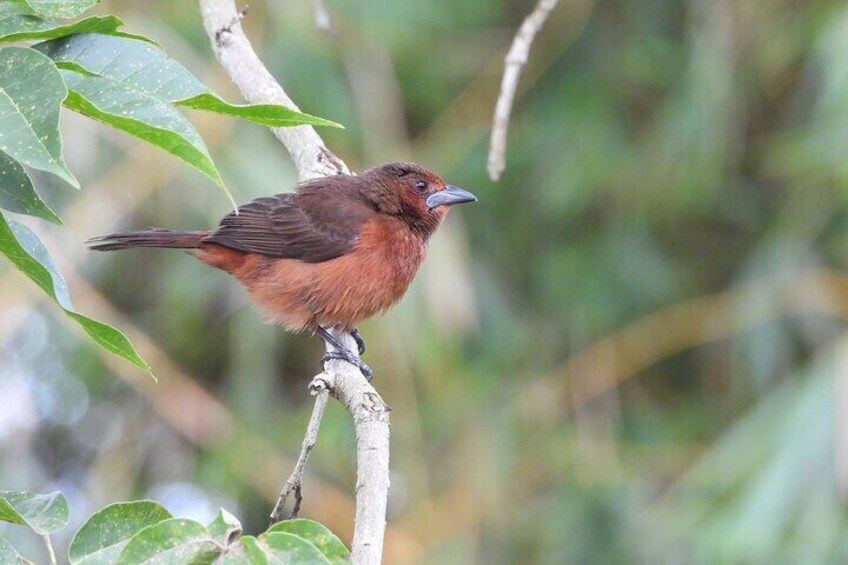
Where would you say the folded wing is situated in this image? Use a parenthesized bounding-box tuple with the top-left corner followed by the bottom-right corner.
(203, 186, 373, 262)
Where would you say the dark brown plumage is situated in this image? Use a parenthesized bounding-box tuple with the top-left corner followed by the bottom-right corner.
(88, 161, 477, 378)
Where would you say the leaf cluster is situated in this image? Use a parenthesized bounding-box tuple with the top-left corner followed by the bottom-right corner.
(0, 491, 349, 564)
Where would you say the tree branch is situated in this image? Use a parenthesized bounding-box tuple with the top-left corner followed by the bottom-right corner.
(198, 0, 348, 181)
(318, 335, 391, 564)
(270, 375, 330, 521)
(197, 2, 390, 563)
(487, 0, 560, 181)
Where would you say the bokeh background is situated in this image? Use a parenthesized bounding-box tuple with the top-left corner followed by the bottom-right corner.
(3, 0, 848, 562)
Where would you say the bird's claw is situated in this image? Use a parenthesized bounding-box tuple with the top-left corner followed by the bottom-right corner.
(315, 325, 372, 380)
(350, 328, 366, 355)
(322, 350, 373, 381)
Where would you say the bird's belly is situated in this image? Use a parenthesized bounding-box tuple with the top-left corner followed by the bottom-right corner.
(246, 227, 426, 331)
(310, 252, 420, 329)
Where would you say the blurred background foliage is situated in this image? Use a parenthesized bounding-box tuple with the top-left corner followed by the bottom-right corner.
(2, 0, 848, 563)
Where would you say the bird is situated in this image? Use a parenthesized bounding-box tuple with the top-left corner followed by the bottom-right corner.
(88, 161, 477, 380)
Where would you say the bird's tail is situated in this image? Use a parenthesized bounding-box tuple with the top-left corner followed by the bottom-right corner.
(87, 229, 209, 251)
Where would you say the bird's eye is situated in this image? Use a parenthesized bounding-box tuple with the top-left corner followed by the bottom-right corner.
(414, 180, 427, 192)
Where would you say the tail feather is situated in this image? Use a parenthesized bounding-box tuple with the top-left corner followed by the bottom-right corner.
(87, 229, 209, 251)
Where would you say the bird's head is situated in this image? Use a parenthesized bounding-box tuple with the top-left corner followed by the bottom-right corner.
(361, 161, 477, 237)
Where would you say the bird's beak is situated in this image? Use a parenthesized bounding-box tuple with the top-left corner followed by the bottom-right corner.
(425, 185, 478, 210)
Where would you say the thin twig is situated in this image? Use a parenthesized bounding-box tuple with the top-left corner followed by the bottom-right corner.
(197, 2, 390, 563)
(310, 0, 333, 32)
(42, 534, 57, 565)
(487, 0, 560, 181)
(270, 375, 331, 521)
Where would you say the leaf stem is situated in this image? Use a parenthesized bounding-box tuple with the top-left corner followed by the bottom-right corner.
(41, 533, 57, 565)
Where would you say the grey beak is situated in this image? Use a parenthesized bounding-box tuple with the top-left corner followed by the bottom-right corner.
(425, 185, 478, 210)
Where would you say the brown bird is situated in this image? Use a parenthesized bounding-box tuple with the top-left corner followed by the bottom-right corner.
(88, 162, 477, 379)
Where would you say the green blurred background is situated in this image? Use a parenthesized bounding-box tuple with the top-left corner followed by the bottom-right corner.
(3, 0, 848, 562)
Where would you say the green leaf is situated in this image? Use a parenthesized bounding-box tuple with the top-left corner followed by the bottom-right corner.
(69, 501, 172, 565)
(34, 33, 342, 209)
(35, 33, 206, 99)
(0, 46, 77, 187)
(37, 32, 340, 125)
(0, 2, 154, 44)
(0, 537, 34, 565)
(207, 508, 241, 547)
(116, 518, 221, 565)
(0, 491, 69, 534)
(0, 213, 152, 374)
(220, 533, 332, 565)
(177, 93, 342, 129)
(35, 34, 235, 208)
(23, 0, 97, 19)
(53, 59, 98, 76)
(59, 76, 233, 208)
(0, 9, 121, 44)
(266, 519, 348, 564)
(0, 150, 61, 224)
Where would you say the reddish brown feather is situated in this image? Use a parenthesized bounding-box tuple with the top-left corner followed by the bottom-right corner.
(202, 181, 375, 262)
(91, 161, 459, 332)
(195, 215, 429, 330)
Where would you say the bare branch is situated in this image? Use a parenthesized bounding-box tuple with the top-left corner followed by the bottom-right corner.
(270, 375, 331, 521)
(321, 331, 391, 565)
(198, 0, 348, 180)
(197, 2, 389, 563)
(487, 0, 560, 181)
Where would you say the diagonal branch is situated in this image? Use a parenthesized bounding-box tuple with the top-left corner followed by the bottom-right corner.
(487, 0, 560, 181)
(270, 375, 330, 521)
(197, 2, 390, 563)
(198, 0, 348, 181)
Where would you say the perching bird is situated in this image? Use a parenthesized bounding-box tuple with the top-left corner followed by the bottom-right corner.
(88, 162, 477, 379)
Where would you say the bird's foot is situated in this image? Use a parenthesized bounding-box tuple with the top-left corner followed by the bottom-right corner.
(315, 325, 373, 380)
(322, 350, 373, 381)
(350, 328, 366, 355)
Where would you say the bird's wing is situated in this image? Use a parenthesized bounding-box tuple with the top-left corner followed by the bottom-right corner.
(202, 190, 373, 262)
